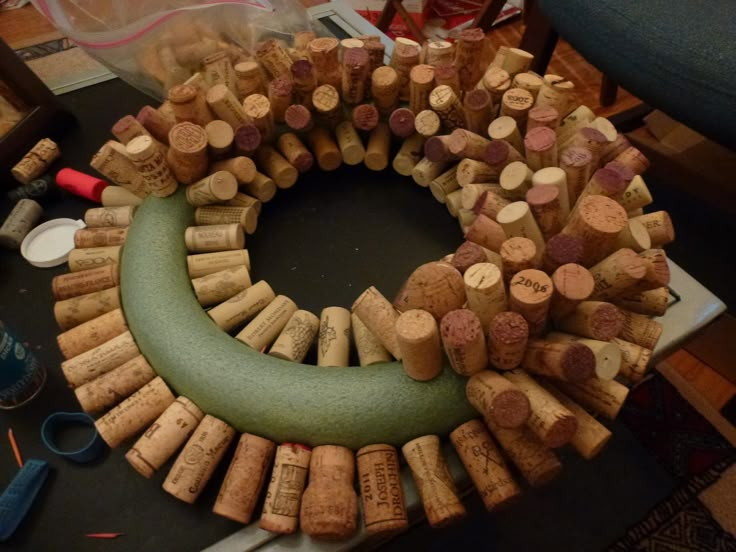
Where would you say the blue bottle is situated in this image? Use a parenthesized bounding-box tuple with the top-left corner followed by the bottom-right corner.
(0, 321, 46, 409)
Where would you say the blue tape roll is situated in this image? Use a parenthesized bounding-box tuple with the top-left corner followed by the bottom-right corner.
(41, 412, 106, 463)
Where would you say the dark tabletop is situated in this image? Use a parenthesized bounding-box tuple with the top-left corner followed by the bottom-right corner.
(0, 79, 677, 552)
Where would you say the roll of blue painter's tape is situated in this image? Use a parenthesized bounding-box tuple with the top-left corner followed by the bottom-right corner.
(41, 412, 105, 463)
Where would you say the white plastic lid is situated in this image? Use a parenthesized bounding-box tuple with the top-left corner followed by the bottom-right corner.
(20, 218, 86, 268)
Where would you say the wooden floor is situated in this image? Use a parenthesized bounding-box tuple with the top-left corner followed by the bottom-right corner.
(0, 4, 638, 118)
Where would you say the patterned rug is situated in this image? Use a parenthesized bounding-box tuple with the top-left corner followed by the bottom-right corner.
(608, 374, 736, 550)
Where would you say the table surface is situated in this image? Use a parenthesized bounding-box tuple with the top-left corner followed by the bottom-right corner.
(0, 78, 726, 552)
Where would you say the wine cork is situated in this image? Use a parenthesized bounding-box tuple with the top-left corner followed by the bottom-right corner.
(68, 245, 121, 273)
(371, 66, 400, 116)
(316, 307, 351, 368)
(426, 40, 454, 65)
(504, 370, 578, 448)
(394, 262, 466, 320)
(445, 189, 464, 217)
(308, 37, 341, 88)
(415, 109, 442, 138)
(52, 265, 119, 301)
(402, 435, 466, 527)
(450, 420, 521, 511)
(501, 88, 534, 127)
(615, 287, 669, 317)
(236, 295, 298, 351)
(334, 121, 366, 166)
(408, 64, 435, 114)
(242, 94, 275, 141)
(432, 62, 458, 94)
(204, 120, 235, 159)
(499, 161, 533, 200)
(527, 105, 559, 131)
(429, 85, 467, 131)
(208, 280, 274, 332)
(483, 141, 525, 178)
(239, 168, 276, 202)
(205, 85, 248, 130)
(57, 308, 127, 360)
(534, 75, 576, 118)
(611, 337, 652, 383)
(356, 444, 408, 535)
(187, 249, 250, 278)
(255, 39, 293, 79)
(497, 47, 532, 76)
(395, 309, 442, 381)
(166, 122, 209, 185)
(463, 89, 493, 136)
(466, 369, 531, 428)
(522, 338, 595, 382)
(553, 377, 629, 420)
(163, 414, 236, 503)
(542, 235, 583, 274)
(194, 205, 257, 234)
(352, 286, 401, 359)
(573, 169, 627, 219)
(618, 175, 653, 212)
(561, 195, 628, 266)
(191, 265, 252, 307)
(540, 382, 612, 459)
(485, 416, 562, 487)
(214, 433, 276, 522)
(630, 211, 675, 247)
(363, 40, 385, 79)
(74, 354, 155, 414)
(60, 329, 138, 388)
(496, 202, 546, 259)
(613, 219, 651, 252)
(488, 116, 523, 152)
(364, 123, 392, 172)
(546, 332, 621, 380)
(600, 133, 631, 165)
(549, 263, 595, 320)
(392, 41, 420, 101)
(268, 77, 293, 123)
(272, 133, 312, 174)
(558, 147, 593, 205)
(524, 126, 558, 171)
(411, 156, 449, 187)
(618, 308, 662, 350)
(307, 127, 343, 172)
(73, 227, 128, 249)
(125, 135, 177, 197)
(556, 301, 624, 341)
(300, 445, 358, 540)
(569, 127, 609, 168)
(184, 224, 244, 254)
(167, 84, 213, 126)
(525, 186, 562, 241)
(285, 104, 314, 133)
(388, 107, 416, 138)
(269, 309, 320, 363)
(311, 85, 342, 128)
(111, 115, 156, 146)
(83, 205, 135, 229)
(588, 248, 647, 301)
(11, 138, 60, 184)
(255, 145, 298, 189)
(351, 103, 379, 132)
(210, 158, 255, 190)
(184, 171, 238, 206)
(532, 166, 570, 219)
(488, 311, 529, 370)
(90, 141, 148, 198)
(226, 192, 261, 214)
(0, 198, 39, 250)
(612, 146, 650, 175)
(234, 61, 266, 99)
(556, 105, 595, 146)
(508, 269, 553, 335)
(234, 123, 263, 156)
(182, 71, 210, 95)
(54, 286, 120, 331)
(500, 237, 539, 283)
(439, 309, 487, 376)
(295, 31, 317, 51)
(455, 27, 485, 91)
(430, 166, 460, 203)
(464, 214, 507, 252)
(424, 135, 455, 163)
(341, 47, 369, 105)
(260, 443, 312, 534)
(202, 50, 236, 93)
(451, 241, 487, 274)
(448, 129, 490, 161)
(479, 66, 512, 104)
(351, 313, 391, 366)
(392, 133, 425, 176)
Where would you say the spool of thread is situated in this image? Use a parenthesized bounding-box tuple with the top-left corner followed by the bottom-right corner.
(356, 444, 408, 535)
(208, 280, 274, 332)
(352, 286, 401, 359)
(466, 369, 531, 428)
(402, 435, 466, 527)
(508, 269, 553, 335)
(52, 265, 118, 301)
(440, 309, 488, 376)
(191, 265, 252, 307)
(74, 354, 155, 414)
(236, 295, 298, 351)
(395, 309, 442, 381)
(488, 311, 529, 370)
(276, 132, 315, 173)
(556, 301, 624, 341)
(213, 433, 276, 522)
(95, 376, 175, 448)
(187, 249, 250, 278)
(260, 443, 312, 534)
(553, 377, 629, 420)
(162, 414, 236, 503)
(307, 127, 343, 172)
(450, 419, 521, 511)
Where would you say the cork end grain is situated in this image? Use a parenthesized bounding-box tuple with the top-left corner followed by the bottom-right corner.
(452, 241, 487, 274)
(440, 309, 483, 347)
(561, 343, 596, 382)
(490, 312, 529, 344)
(493, 389, 532, 429)
(589, 302, 625, 340)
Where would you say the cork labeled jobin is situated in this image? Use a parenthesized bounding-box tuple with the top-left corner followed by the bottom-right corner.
(49, 27, 678, 546)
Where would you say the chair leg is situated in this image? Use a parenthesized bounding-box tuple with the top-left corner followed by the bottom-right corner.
(519, 0, 558, 75)
(376, 0, 398, 33)
(472, 0, 509, 31)
(600, 74, 619, 107)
